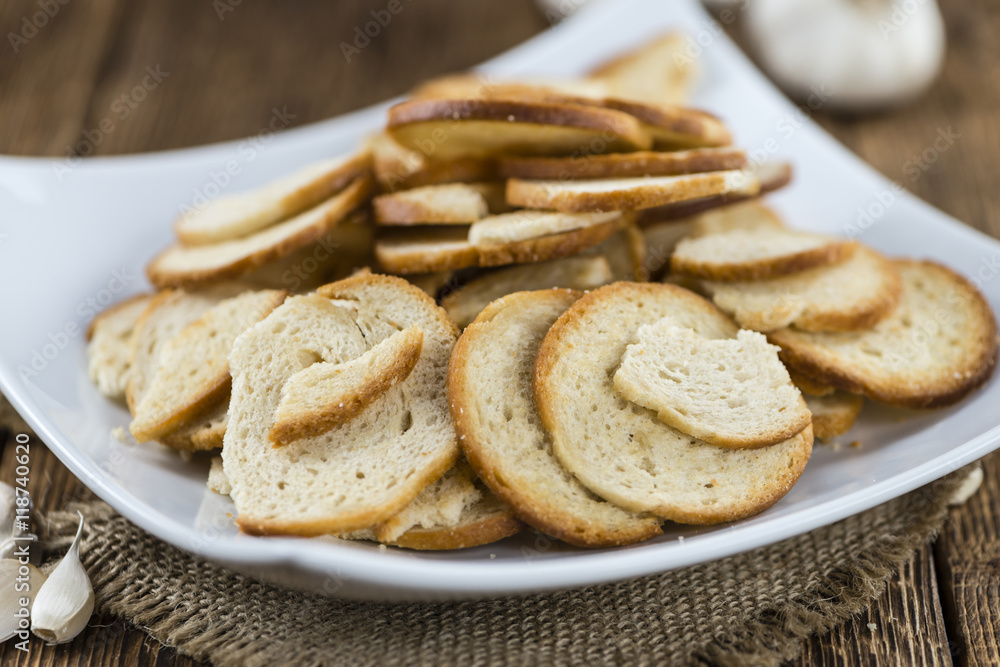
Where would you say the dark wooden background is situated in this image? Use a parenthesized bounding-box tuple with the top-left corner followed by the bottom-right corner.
(1, 0, 998, 664)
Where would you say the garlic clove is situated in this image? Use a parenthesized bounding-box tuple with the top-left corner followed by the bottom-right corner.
(0, 559, 47, 643)
(30, 511, 95, 645)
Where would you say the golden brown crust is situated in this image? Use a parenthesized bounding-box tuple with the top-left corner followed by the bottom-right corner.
(161, 403, 229, 452)
(449, 289, 663, 547)
(671, 239, 859, 282)
(267, 327, 424, 446)
(124, 289, 182, 414)
(771, 260, 998, 409)
(788, 368, 836, 397)
(147, 178, 374, 289)
(85, 293, 153, 342)
(374, 215, 626, 274)
(386, 510, 523, 551)
(506, 171, 755, 213)
(498, 148, 746, 181)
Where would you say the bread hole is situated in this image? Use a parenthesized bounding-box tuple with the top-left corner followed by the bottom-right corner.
(297, 349, 324, 367)
(404, 468, 416, 479)
(277, 481, 286, 490)
(272, 322, 286, 334)
(503, 406, 514, 422)
(307, 468, 318, 476)
(639, 456, 656, 475)
(400, 410, 413, 433)
(704, 482, 714, 489)
(861, 348, 883, 358)
(356, 471, 365, 479)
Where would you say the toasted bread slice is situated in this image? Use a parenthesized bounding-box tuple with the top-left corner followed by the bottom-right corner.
(442, 256, 613, 328)
(498, 147, 746, 181)
(599, 98, 731, 149)
(788, 368, 836, 397)
(129, 289, 287, 443)
(806, 393, 864, 442)
(534, 282, 813, 524)
(373, 183, 491, 225)
(387, 98, 652, 160)
(450, 289, 662, 546)
(375, 459, 522, 550)
(507, 170, 757, 212)
(162, 404, 229, 452)
(636, 162, 793, 226)
(410, 74, 610, 102)
(148, 176, 374, 289)
(225, 274, 459, 536)
(468, 211, 619, 245)
(269, 326, 424, 445)
(770, 260, 999, 409)
(614, 322, 810, 448)
(671, 229, 858, 281)
(175, 152, 372, 245)
(588, 32, 697, 106)
(368, 131, 497, 192)
(86, 294, 153, 400)
(375, 214, 625, 274)
(688, 201, 786, 237)
(587, 224, 647, 281)
(125, 284, 247, 413)
(701, 245, 902, 332)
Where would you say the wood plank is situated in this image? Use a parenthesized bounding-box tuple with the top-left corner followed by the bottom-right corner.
(935, 452, 1000, 667)
(793, 544, 954, 666)
(74, 0, 548, 155)
(0, 0, 127, 156)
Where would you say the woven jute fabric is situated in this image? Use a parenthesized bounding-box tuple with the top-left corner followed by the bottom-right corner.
(30, 467, 968, 667)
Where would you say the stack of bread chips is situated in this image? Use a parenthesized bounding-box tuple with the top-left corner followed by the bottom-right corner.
(83, 32, 998, 552)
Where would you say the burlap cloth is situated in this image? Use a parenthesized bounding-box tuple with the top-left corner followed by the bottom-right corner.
(4, 397, 971, 666)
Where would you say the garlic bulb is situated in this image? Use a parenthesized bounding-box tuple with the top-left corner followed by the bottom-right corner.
(743, 0, 946, 110)
(0, 559, 47, 643)
(30, 512, 95, 645)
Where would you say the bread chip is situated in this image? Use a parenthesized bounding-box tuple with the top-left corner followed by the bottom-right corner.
(86, 294, 153, 400)
(375, 214, 625, 274)
(599, 98, 731, 149)
(387, 98, 652, 160)
(410, 74, 610, 102)
(769, 260, 998, 409)
(375, 459, 522, 550)
(147, 176, 374, 289)
(373, 183, 491, 225)
(701, 245, 902, 332)
(468, 211, 619, 245)
(498, 147, 746, 180)
(587, 224, 647, 281)
(671, 229, 858, 281)
(788, 368, 836, 397)
(506, 170, 757, 212)
(175, 151, 372, 245)
(588, 32, 697, 106)
(637, 162, 793, 226)
(534, 282, 813, 524)
(269, 326, 424, 445)
(225, 274, 459, 536)
(806, 393, 864, 442)
(449, 289, 662, 546)
(130, 289, 287, 443)
(441, 256, 613, 328)
(163, 404, 229, 452)
(687, 201, 786, 237)
(614, 321, 810, 448)
(208, 456, 232, 495)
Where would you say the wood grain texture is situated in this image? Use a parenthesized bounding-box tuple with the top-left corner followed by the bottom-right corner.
(1, 0, 998, 664)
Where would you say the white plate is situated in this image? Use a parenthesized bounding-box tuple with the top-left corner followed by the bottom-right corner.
(1, 0, 998, 601)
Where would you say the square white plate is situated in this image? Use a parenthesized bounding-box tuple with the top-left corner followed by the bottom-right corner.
(1, 0, 998, 601)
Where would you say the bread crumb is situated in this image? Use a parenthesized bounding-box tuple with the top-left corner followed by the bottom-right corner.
(867, 623, 877, 631)
(489, 553, 496, 559)
(179, 450, 194, 462)
(111, 426, 128, 443)
(678, 535, 685, 543)
(850, 440, 862, 448)
(830, 441, 842, 451)
(378, 544, 387, 552)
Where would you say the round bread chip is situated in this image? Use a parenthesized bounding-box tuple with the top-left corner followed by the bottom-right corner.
(368, 131, 498, 193)
(506, 170, 757, 213)
(386, 98, 652, 160)
(769, 260, 999, 409)
(373, 183, 491, 225)
(599, 97, 731, 148)
(498, 147, 746, 180)
(375, 214, 626, 274)
(700, 245, 903, 332)
(148, 176, 374, 289)
(449, 289, 662, 546)
(533, 282, 813, 524)
(671, 229, 859, 281)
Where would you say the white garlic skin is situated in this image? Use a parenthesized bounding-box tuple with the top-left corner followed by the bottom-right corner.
(745, 0, 946, 110)
(30, 512, 95, 645)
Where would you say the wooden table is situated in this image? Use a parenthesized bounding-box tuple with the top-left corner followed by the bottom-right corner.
(1, 0, 997, 664)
